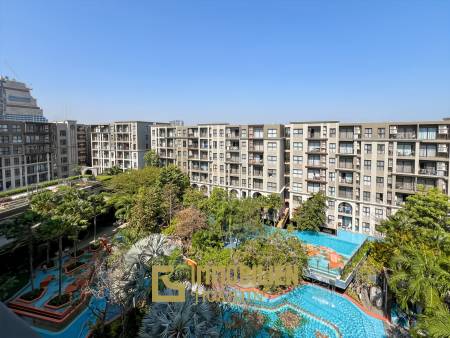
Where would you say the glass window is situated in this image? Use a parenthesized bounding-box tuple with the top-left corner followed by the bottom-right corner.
(268, 129, 277, 138)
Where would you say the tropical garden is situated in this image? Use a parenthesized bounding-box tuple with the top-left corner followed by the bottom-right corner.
(1, 152, 449, 337)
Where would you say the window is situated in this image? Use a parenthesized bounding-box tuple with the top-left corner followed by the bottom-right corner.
(328, 186, 335, 196)
(329, 158, 336, 165)
(268, 129, 277, 138)
(268, 169, 277, 177)
(419, 127, 437, 140)
(293, 128, 303, 136)
(330, 128, 336, 137)
(329, 172, 336, 181)
(377, 144, 385, 154)
(377, 160, 385, 170)
(267, 155, 277, 163)
(0, 124, 7, 132)
(241, 154, 247, 160)
(363, 191, 370, 201)
(364, 144, 372, 154)
(362, 207, 370, 216)
(364, 160, 371, 170)
(292, 182, 302, 192)
(376, 177, 384, 184)
(328, 200, 335, 208)
(11, 125, 21, 132)
(293, 142, 303, 150)
(363, 175, 371, 186)
(376, 193, 384, 203)
(375, 208, 383, 218)
(329, 143, 336, 153)
(419, 144, 437, 157)
(364, 128, 372, 138)
(293, 156, 303, 164)
(267, 142, 277, 150)
(378, 128, 385, 138)
(293, 169, 302, 177)
(12, 136, 22, 143)
(307, 182, 321, 193)
(59, 130, 66, 137)
(362, 222, 370, 233)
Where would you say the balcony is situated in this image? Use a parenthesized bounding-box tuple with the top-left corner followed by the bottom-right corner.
(395, 182, 415, 191)
(226, 146, 240, 151)
(338, 206, 352, 215)
(249, 159, 263, 165)
(306, 147, 327, 154)
(395, 132, 417, 139)
(419, 168, 438, 176)
(306, 174, 326, 182)
(339, 177, 353, 185)
(249, 145, 264, 152)
(338, 162, 354, 170)
(226, 157, 240, 163)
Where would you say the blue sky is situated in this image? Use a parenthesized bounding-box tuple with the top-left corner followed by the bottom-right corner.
(1, 0, 449, 124)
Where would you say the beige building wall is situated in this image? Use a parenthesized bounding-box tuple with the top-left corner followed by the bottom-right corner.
(152, 119, 450, 237)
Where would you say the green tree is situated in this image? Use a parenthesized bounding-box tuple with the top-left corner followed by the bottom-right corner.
(389, 243, 450, 316)
(157, 165, 190, 195)
(88, 193, 108, 242)
(161, 183, 181, 226)
(261, 193, 283, 225)
(182, 187, 208, 211)
(143, 150, 160, 167)
(234, 232, 308, 291)
(107, 166, 161, 195)
(0, 211, 41, 291)
(107, 193, 134, 222)
(291, 192, 327, 231)
(129, 186, 163, 235)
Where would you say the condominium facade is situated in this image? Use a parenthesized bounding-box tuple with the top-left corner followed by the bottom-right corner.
(151, 123, 286, 198)
(152, 119, 450, 236)
(0, 76, 48, 123)
(53, 120, 79, 178)
(90, 121, 155, 173)
(76, 124, 91, 167)
(0, 120, 54, 192)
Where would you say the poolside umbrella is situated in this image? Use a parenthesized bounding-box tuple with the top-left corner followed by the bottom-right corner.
(0, 301, 40, 338)
(328, 252, 344, 269)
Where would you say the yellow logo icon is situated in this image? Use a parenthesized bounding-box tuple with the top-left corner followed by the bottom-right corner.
(152, 265, 185, 302)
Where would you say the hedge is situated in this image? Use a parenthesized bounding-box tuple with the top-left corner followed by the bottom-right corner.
(340, 240, 371, 280)
(0, 175, 90, 198)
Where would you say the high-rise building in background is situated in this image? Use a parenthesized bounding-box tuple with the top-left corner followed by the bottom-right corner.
(0, 120, 54, 192)
(90, 121, 159, 173)
(151, 119, 450, 236)
(0, 77, 48, 123)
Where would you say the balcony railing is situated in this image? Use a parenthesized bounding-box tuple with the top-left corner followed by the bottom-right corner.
(395, 183, 415, 190)
(339, 177, 353, 184)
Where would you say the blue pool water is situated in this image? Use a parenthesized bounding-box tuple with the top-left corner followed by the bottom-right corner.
(226, 285, 386, 338)
(293, 230, 367, 258)
(270, 228, 368, 278)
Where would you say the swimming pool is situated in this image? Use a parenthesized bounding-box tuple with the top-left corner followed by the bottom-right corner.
(226, 284, 386, 338)
(293, 230, 367, 258)
(273, 229, 368, 278)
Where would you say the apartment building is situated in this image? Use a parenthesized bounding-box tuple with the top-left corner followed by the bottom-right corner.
(0, 76, 48, 123)
(151, 123, 286, 198)
(76, 124, 91, 167)
(287, 120, 450, 235)
(152, 119, 450, 236)
(53, 120, 78, 178)
(0, 121, 54, 192)
(90, 121, 154, 173)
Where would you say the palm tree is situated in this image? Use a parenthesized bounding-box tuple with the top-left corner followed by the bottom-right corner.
(108, 193, 134, 222)
(88, 193, 108, 242)
(139, 289, 221, 338)
(389, 243, 450, 314)
(415, 307, 450, 338)
(0, 211, 41, 291)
